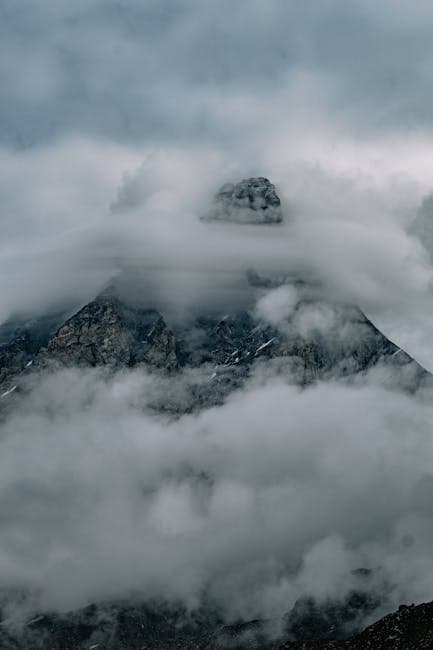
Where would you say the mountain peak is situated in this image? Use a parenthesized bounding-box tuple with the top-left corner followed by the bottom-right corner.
(206, 176, 283, 224)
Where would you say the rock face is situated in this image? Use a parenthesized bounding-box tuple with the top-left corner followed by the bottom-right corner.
(0, 333, 32, 388)
(0, 290, 428, 408)
(0, 588, 381, 649)
(208, 177, 283, 224)
(174, 301, 428, 402)
(282, 601, 433, 649)
(1, 598, 432, 649)
(0, 310, 67, 395)
(37, 295, 178, 371)
(0, 602, 272, 650)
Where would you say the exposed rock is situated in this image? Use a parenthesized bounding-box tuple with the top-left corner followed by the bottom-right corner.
(36, 295, 178, 371)
(0, 310, 67, 394)
(0, 290, 428, 411)
(207, 177, 283, 224)
(0, 601, 271, 650)
(175, 302, 428, 397)
(1, 598, 431, 650)
(282, 600, 433, 648)
(0, 333, 32, 389)
(0, 589, 382, 650)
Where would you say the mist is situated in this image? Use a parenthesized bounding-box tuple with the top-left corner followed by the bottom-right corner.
(1, 361, 433, 624)
(2, 136, 433, 365)
(3, 0, 433, 636)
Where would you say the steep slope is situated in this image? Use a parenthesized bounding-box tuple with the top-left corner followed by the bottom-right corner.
(0, 294, 425, 410)
(0, 286, 429, 408)
(1, 598, 433, 649)
(282, 601, 433, 649)
(37, 294, 178, 371)
(1, 177, 427, 399)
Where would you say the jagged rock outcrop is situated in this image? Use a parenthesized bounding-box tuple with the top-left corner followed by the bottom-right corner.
(3, 597, 433, 649)
(175, 301, 428, 398)
(0, 588, 382, 650)
(0, 310, 67, 396)
(282, 601, 433, 648)
(207, 177, 283, 224)
(0, 290, 428, 410)
(0, 601, 271, 649)
(0, 333, 32, 388)
(36, 295, 178, 371)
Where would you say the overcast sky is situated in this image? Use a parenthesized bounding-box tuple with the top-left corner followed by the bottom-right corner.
(1, 0, 433, 147)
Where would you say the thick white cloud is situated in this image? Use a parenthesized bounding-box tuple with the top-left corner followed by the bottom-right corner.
(1, 364, 433, 624)
(2, 134, 433, 362)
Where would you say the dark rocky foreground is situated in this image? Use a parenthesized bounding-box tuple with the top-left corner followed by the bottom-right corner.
(283, 602, 433, 649)
(1, 598, 433, 649)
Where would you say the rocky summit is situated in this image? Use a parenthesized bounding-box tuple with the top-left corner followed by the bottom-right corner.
(207, 177, 283, 224)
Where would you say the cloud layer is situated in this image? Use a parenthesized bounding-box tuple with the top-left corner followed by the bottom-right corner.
(2, 364, 433, 624)
(3, 1, 433, 146)
(3, 0, 433, 630)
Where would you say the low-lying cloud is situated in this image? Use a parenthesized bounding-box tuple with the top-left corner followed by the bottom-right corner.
(1, 363, 433, 624)
(2, 135, 433, 364)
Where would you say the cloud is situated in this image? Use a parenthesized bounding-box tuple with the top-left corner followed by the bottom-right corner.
(2, 135, 433, 363)
(255, 286, 299, 327)
(2, 1, 433, 147)
(0, 363, 433, 624)
(3, 0, 433, 632)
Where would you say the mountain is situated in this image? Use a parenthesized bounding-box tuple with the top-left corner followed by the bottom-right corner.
(283, 601, 433, 649)
(0, 178, 432, 648)
(0, 287, 428, 410)
(0, 596, 431, 648)
(1, 177, 427, 405)
(205, 177, 283, 224)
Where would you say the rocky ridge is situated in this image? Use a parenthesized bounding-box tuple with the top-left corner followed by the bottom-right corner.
(0, 290, 428, 410)
(1, 597, 433, 649)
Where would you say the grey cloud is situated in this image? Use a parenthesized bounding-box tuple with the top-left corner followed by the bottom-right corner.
(1, 363, 433, 623)
(2, 1, 433, 147)
(2, 139, 433, 367)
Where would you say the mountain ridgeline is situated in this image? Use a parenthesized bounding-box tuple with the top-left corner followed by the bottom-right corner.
(0, 178, 431, 648)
